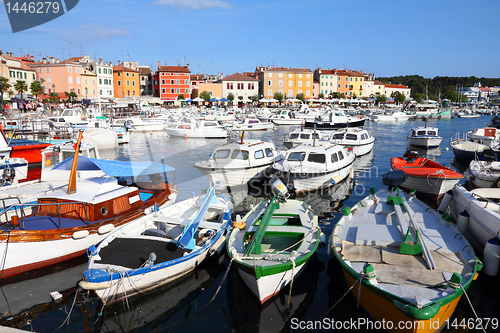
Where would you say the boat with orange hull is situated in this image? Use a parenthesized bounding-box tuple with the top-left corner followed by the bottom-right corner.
(0, 133, 177, 279)
(390, 151, 463, 198)
(328, 174, 482, 333)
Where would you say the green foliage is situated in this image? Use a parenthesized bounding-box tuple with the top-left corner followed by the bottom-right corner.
(249, 95, 259, 103)
(0, 77, 11, 92)
(273, 92, 284, 103)
(329, 92, 342, 99)
(318, 92, 324, 99)
(14, 80, 28, 100)
(227, 93, 234, 101)
(30, 80, 43, 99)
(296, 93, 305, 102)
(200, 91, 211, 102)
(392, 91, 406, 104)
(49, 92, 59, 104)
(177, 94, 185, 100)
(375, 92, 387, 105)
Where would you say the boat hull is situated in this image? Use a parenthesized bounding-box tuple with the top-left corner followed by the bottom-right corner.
(304, 119, 365, 129)
(408, 137, 442, 148)
(165, 128, 228, 138)
(194, 164, 272, 188)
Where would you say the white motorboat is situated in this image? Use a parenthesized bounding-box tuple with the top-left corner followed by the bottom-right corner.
(165, 119, 228, 138)
(273, 143, 355, 193)
(283, 129, 328, 149)
(79, 185, 231, 303)
(326, 127, 375, 156)
(450, 136, 491, 162)
(269, 110, 305, 125)
(194, 139, 280, 187)
(408, 126, 443, 148)
(441, 185, 500, 276)
(370, 111, 411, 122)
(111, 117, 166, 133)
(255, 108, 273, 121)
(466, 127, 500, 147)
(304, 110, 365, 129)
(466, 159, 500, 188)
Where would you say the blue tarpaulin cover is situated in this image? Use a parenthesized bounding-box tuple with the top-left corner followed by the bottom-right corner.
(53, 156, 175, 177)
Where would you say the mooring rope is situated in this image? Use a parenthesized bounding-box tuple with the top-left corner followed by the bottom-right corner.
(459, 284, 487, 333)
(209, 257, 234, 303)
(57, 289, 78, 330)
(287, 258, 296, 309)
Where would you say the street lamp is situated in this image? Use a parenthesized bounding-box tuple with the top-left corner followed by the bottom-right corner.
(85, 87, 88, 107)
(0, 80, 3, 113)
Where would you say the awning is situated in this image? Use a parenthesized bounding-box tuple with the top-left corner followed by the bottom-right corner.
(53, 156, 175, 177)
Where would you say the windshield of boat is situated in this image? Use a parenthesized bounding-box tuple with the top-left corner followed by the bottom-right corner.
(265, 148, 274, 157)
(345, 133, 358, 141)
(308, 153, 326, 164)
(287, 152, 305, 161)
(289, 133, 299, 139)
(213, 149, 230, 159)
(231, 150, 249, 160)
(332, 133, 344, 139)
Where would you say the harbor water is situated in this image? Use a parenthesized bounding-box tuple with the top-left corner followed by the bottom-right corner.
(1, 116, 499, 332)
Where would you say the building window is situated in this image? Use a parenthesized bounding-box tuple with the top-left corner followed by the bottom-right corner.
(298, 74, 302, 78)
(171, 80, 175, 84)
(176, 88, 179, 93)
(307, 74, 310, 78)
(68, 67, 72, 73)
(109, 69, 112, 74)
(132, 81, 135, 87)
(289, 74, 292, 78)
(126, 80, 130, 86)
(171, 88, 175, 93)
(68, 76, 73, 84)
(298, 81, 302, 87)
(306, 81, 310, 87)
(162, 88, 165, 93)
(306, 90, 310, 95)
(268, 73, 272, 78)
(47, 77, 51, 83)
(279, 80, 283, 86)
(267, 80, 272, 86)
(279, 73, 283, 78)
(268, 89, 272, 96)
(85, 78, 88, 84)
(288, 90, 292, 96)
(185, 88, 188, 93)
(132, 73, 135, 77)
(289, 80, 292, 86)
(126, 72, 129, 77)
(76, 77, 80, 84)
(117, 80, 121, 86)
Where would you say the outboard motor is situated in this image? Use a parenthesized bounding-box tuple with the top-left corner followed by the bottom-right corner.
(403, 150, 419, 163)
(1, 165, 15, 185)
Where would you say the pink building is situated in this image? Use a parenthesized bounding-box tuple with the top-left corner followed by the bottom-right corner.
(31, 57, 84, 98)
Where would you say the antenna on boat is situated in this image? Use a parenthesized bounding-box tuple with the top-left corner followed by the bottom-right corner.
(240, 131, 245, 144)
(67, 131, 83, 195)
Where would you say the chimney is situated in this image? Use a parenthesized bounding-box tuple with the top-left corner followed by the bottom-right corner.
(30, 55, 34, 61)
(56, 58, 59, 63)
(118, 60, 121, 66)
(50, 57, 55, 63)
(42, 57, 47, 64)
(0, 50, 2, 55)
(158, 60, 161, 69)
(187, 63, 189, 69)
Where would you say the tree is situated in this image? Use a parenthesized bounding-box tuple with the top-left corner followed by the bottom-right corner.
(249, 95, 259, 103)
(391, 91, 406, 104)
(273, 92, 284, 104)
(227, 93, 234, 103)
(177, 94, 185, 100)
(30, 80, 44, 101)
(49, 92, 59, 105)
(200, 91, 211, 102)
(352, 93, 357, 99)
(296, 93, 305, 102)
(318, 92, 324, 99)
(0, 77, 11, 110)
(374, 92, 387, 105)
(14, 80, 28, 102)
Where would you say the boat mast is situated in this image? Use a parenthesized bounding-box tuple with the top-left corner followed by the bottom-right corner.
(67, 130, 84, 194)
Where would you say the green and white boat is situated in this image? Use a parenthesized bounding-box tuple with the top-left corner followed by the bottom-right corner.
(227, 178, 322, 304)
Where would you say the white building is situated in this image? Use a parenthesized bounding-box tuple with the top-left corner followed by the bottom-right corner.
(73, 55, 114, 99)
(222, 73, 259, 104)
(384, 83, 411, 99)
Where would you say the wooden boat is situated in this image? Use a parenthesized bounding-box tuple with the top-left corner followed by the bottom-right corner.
(194, 138, 281, 188)
(408, 127, 442, 148)
(273, 142, 355, 193)
(327, 127, 375, 156)
(0, 133, 177, 278)
(390, 151, 463, 198)
(449, 137, 490, 162)
(226, 178, 322, 304)
(440, 185, 500, 276)
(79, 185, 232, 303)
(328, 172, 482, 332)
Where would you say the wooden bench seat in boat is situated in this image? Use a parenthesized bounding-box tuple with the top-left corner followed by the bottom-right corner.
(19, 215, 89, 230)
(355, 224, 403, 246)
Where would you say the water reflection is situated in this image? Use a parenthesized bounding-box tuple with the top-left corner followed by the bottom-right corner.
(228, 254, 320, 333)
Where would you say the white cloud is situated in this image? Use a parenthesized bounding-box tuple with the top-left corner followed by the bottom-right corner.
(60, 23, 130, 41)
(153, 0, 231, 10)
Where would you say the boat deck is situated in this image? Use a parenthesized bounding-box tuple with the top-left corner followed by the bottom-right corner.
(97, 237, 190, 269)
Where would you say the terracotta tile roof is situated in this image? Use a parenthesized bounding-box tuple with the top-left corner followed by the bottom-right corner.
(66, 56, 84, 62)
(158, 65, 190, 73)
(317, 69, 336, 75)
(191, 74, 204, 80)
(113, 65, 139, 73)
(138, 67, 152, 75)
(385, 84, 410, 89)
(9, 64, 35, 71)
(223, 73, 258, 81)
(262, 66, 312, 73)
(374, 80, 385, 85)
(336, 69, 364, 77)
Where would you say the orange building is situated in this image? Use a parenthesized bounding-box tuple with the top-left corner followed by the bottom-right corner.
(113, 66, 140, 98)
(257, 66, 313, 99)
(154, 63, 190, 101)
(336, 69, 365, 98)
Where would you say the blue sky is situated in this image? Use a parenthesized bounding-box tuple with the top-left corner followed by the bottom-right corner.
(0, 0, 499, 78)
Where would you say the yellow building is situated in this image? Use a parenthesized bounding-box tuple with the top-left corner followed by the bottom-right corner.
(113, 66, 140, 98)
(80, 68, 98, 99)
(336, 69, 365, 98)
(257, 67, 313, 99)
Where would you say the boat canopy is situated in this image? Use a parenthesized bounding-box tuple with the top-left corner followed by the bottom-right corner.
(52, 156, 175, 177)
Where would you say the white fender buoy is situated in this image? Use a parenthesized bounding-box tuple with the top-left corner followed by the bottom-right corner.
(98, 224, 114, 235)
(456, 211, 469, 234)
(438, 189, 453, 214)
(72, 230, 89, 240)
(319, 231, 326, 248)
(483, 237, 500, 276)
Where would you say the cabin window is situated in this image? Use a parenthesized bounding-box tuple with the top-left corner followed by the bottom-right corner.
(416, 131, 426, 136)
(254, 150, 264, 159)
(101, 207, 109, 216)
(308, 153, 326, 164)
(345, 134, 358, 141)
(287, 152, 305, 161)
(204, 122, 217, 127)
(300, 134, 310, 139)
(333, 133, 344, 139)
(428, 131, 436, 136)
(312, 133, 320, 139)
(338, 151, 344, 160)
(249, 120, 259, 124)
(289, 133, 299, 139)
(214, 149, 230, 159)
(231, 150, 249, 160)
(361, 134, 368, 140)
(265, 148, 274, 157)
(331, 153, 339, 163)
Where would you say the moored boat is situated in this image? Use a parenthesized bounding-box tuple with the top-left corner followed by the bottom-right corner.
(226, 178, 321, 304)
(449, 137, 490, 162)
(390, 151, 463, 198)
(328, 172, 482, 332)
(327, 127, 375, 156)
(408, 126, 443, 148)
(165, 119, 228, 138)
(231, 117, 273, 131)
(466, 159, 500, 188)
(79, 185, 232, 303)
(282, 128, 327, 149)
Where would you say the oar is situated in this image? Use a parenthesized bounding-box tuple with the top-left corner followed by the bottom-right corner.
(178, 187, 217, 250)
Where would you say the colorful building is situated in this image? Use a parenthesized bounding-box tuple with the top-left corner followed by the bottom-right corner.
(222, 73, 259, 104)
(384, 83, 411, 99)
(31, 57, 85, 99)
(336, 69, 365, 98)
(113, 65, 140, 98)
(257, 66, 313, 99)
(314, 68, 338, 97)
(1, 52, 37, 98)
(154, 63, 190, 101)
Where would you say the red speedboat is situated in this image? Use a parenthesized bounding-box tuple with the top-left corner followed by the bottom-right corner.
(390, 150, 463, 198)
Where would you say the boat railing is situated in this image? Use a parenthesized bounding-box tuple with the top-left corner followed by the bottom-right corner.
(0, 198, 90, 230)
